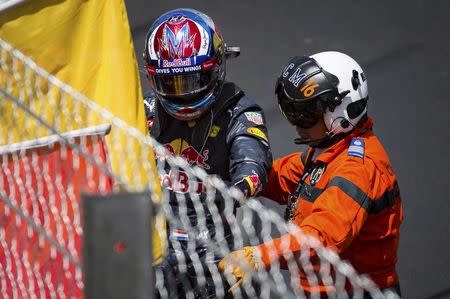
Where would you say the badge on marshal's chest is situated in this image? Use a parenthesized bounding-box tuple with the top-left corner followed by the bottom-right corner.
(309, 164, 327, 186)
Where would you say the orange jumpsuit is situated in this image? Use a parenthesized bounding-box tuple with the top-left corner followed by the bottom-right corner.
(257, 118, 403, 294)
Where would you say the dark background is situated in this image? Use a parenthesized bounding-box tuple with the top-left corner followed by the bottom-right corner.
(125, 1, 450, 298)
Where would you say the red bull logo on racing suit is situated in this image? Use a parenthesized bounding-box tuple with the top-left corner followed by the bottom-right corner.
(156, 139, 210, 193)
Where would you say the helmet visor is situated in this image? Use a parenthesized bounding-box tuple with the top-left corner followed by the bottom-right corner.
(277, 88, 325, 129)
(149, 66, 221, 105)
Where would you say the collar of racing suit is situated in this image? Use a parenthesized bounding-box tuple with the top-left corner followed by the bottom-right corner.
(151, 82, 244, 140)
(313, 116, 374, 164)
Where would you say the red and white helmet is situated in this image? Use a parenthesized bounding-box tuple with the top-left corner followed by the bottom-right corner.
(144, 9, 227, 121)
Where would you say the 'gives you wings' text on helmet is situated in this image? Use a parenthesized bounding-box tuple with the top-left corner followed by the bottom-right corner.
(144, 9, 226, 121)
(276, 51, 368, 143)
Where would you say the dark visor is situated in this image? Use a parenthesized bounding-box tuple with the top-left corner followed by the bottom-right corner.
(277, 87, 327, 129)
(149, 65, 220, 105)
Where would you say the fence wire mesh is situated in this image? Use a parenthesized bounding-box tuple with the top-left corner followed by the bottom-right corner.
(0, 38, 398, 299)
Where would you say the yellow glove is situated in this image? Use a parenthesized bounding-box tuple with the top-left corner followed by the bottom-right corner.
(218, 246, 264, 292)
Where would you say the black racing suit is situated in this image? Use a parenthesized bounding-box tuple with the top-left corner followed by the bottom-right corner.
(145, 82, 272, 298)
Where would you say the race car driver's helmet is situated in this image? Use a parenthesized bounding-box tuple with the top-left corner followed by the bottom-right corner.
(275, 51, 368, 144)
(144, 9, 227, 121)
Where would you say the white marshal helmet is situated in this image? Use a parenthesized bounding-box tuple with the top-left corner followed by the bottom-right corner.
(311, 51, 369, 135)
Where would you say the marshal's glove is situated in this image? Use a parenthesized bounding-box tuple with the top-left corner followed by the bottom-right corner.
(218, 246, 264, 292)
